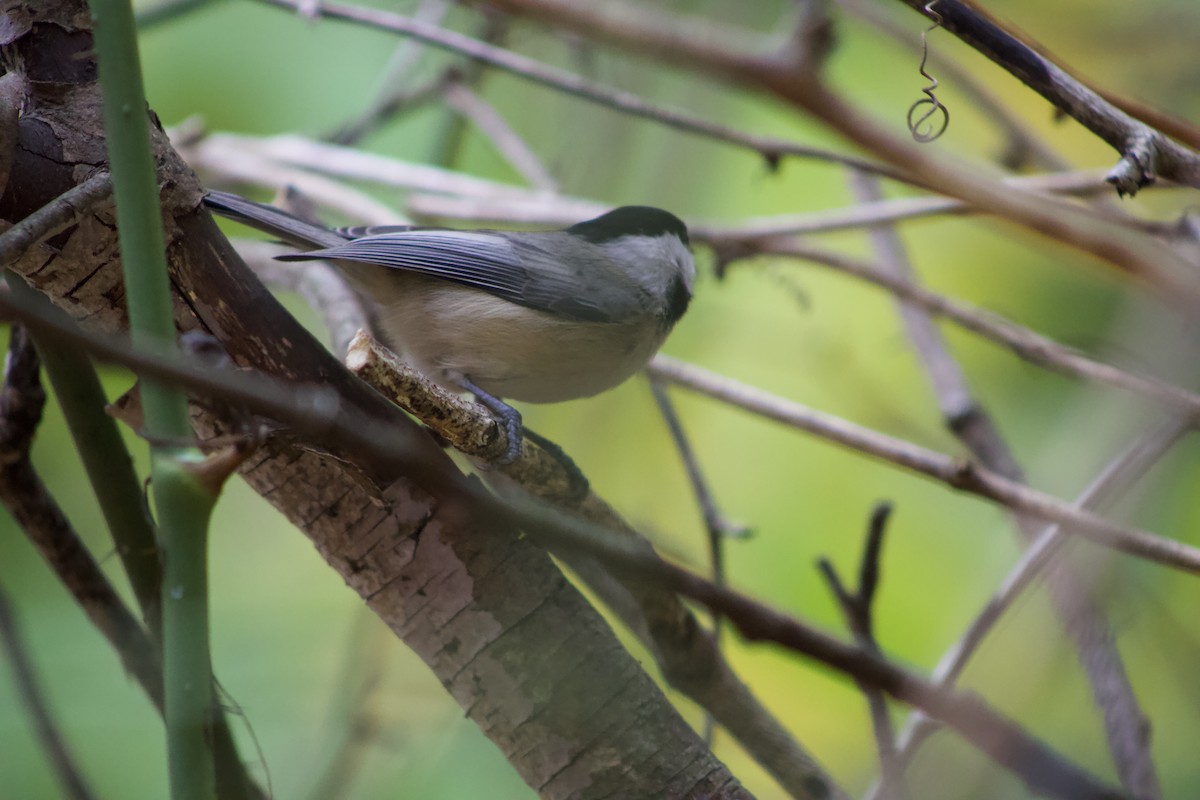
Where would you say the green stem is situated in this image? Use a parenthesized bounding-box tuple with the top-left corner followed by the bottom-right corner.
(88, 8, 187, 431)
(155, 455, 217, 799)
(89, 0, 215, 797)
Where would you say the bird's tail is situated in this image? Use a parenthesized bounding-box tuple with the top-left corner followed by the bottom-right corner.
(203, 190, 348, 250)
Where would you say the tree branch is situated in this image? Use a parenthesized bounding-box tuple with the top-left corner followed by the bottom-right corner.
(648, 354, 1200, 575)
(346, 332, 844, 800)
(893, 0, 1200, 194)
(850, 168, 1160, 798)
(889, 416, 1186, 785)
(727, 238, 1200, 420)
(471, 0, 1200, 304)
(0, 250, 1126, 800)
(0, 323, 261, 800)
(252, 0, 913, 179)
(0, 587, 99, 800)
(817, 503, 907, 800)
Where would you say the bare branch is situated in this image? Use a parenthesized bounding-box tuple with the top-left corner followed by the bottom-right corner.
(323, 0, 454, 145)
(193, 133, 1175, 245)
(837, 0, 1068, 171)
(650, 378, 750, 551)
(251, 0, 913, 180)
(735, 239, 1200, 420)
(325, 70, 450, 146)
(402, 169, 1143, 233)
(817, 503, 907, 800)
(469, 0, 1200, 303)
(0, 215, 1128, 800)
(184, 134, 420, 224)
(443, 78, 559, 191)
(648, 354, 1200, 574)
(847, 170, 974, 425)
(0, 326, 164, 711)
(893, 0, 1200, 194)
(0, 172, 113, 265)
(510, 489, 1125, 800)
(649, 379, 748, 745)
(346, 333, 844, 800)
(0, 322, 265, 800)
(188, 131, 562, 207)
(701, 170, 1129, 237)
(0, 587, 99, 800)
(891, 417, 1186, 784)
(850, 168, 1161, 798)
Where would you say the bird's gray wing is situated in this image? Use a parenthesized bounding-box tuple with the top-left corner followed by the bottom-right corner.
(278, 230, 643, 322)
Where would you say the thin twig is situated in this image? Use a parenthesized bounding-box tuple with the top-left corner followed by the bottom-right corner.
(649, 379, 748, 746)
(325, 71, 450, 145)
(394, 168, 1180, 238)
(1, 299, 261, 800)
(847, 169, 975, 427)
(189, 132, 563, 207)
(850, 168, 1161, 799)
(838, 0, 1068, 171)
(194, 132, 1175, 244)
(650, 378, 749, 567)
(382, 168, 1163, 235)
(0, 333, 100, 800)
(891, 417, 1186, 778)
(443, 79, 559, 191)
(893, 0, 1200, 194)
(0, 326, 165, 709)
(647, 354, 1200, 575)
(0, 172, 113, 266)
(202, 132, 1143, 236)
(511, 494, 1124, 800)
(0, 587, 99, 800)
(471, 0, 1200, 303)
(252, 0, 914, 180)
(698, 169, 1119, 237)
(187, 136, 410, 224)
(0, 326, 272, 796)
(817, 502, 907, 800)
(0, 458, 165, 704)
(8, 274, 165, 639)
(323, 0, 453, 145)
(735, 238, 1200, 421)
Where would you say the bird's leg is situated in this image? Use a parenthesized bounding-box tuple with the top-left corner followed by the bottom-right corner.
(461, 377, 524, 465)
(460, 379, 589, 499)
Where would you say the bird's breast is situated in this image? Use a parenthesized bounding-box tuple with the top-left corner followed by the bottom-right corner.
(367, 277, 667, 403)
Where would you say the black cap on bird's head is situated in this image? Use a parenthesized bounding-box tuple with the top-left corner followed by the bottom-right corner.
(567, 205, 690, 247)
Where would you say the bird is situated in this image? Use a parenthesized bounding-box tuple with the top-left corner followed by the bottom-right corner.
(203, 190, 695, 463)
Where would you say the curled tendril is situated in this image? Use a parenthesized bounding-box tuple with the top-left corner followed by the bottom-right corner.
(907, 1, 949, 143)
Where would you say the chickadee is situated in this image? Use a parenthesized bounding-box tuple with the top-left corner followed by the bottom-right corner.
(203, 190, 695, 461)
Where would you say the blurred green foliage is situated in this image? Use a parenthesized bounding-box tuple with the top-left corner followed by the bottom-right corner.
(3, 0, 1200, 798)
